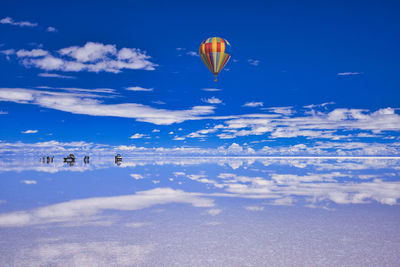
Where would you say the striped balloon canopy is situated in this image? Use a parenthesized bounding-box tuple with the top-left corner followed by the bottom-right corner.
(199, 37, 231, 82)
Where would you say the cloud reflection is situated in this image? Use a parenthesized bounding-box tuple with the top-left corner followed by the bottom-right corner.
(0, 157, 399, 230)
(0, 188, 214, 227)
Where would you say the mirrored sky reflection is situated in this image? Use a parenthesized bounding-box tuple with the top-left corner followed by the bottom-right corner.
(1, 157, 400, 266)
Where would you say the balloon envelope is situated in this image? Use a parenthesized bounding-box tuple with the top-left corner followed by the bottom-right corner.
(199, 37, 231, 81)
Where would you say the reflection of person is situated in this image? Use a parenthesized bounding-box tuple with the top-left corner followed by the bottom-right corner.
(115, 154, 122, 165)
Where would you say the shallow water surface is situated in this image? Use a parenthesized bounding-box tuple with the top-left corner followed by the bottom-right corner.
(1, 157, 400, 266)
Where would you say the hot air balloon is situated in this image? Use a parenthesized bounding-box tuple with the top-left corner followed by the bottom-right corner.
(199, 37, 231, 82)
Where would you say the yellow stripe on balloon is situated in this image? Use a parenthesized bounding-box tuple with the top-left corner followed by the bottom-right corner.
(212, 38, 218, 72)
(216, 41, 225, 72)
(212, 37, 217, 52)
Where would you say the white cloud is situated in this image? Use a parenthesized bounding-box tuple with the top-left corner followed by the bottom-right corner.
(243, 102, 263, 107)
(263, 106, 293, 115)
(193, 105, 400, 145)
(130, 174, 144, 180)
(202, 96, 222, 104)
(59, 42, 117, 62)
(130, 133, 148, 139)
(3, 42, 157, 73)
(151, 100, 166, 105)
(0, 49, 15, 59)
(201, 88, 221, 92)
(38, 73, 75, 79)
(152, 129, 160, 133)
(126, 86, 153, 92)
(303, 102, 335, 109)
(187, 51, 199, 57)
(337, 72, 362, 76)
(0, 110, 7, 114)
(21, 130, 38, 134)
(0, 17, 38, 27)
(21, 180, 37, 185)
(227, 143, 243, 153)
(248, 59, 260, 66)
(46, 26, 57, 32)
(36, 86, 116, 94)
(0, 88, 215, 125)
(16, 49, 49, 57)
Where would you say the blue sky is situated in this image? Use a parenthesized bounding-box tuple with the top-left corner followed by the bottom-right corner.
(1, 0, 400, 155)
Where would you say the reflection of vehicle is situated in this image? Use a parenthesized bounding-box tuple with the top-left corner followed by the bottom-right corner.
(64, 154, 76, 163)
(115, 154, 122, 165)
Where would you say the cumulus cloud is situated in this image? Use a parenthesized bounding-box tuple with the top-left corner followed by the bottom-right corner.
(243, 102, 263, 107)
(126, 86, 153, 92)
(0, 88, 215, 125)
(0, 17, 38, 27)
(2, 42, 157, 73)
(21, 130, 38, 134)
(16, 49, 49, 57)
(189, 105, 400, 147)
(202, 96, 222, 104)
